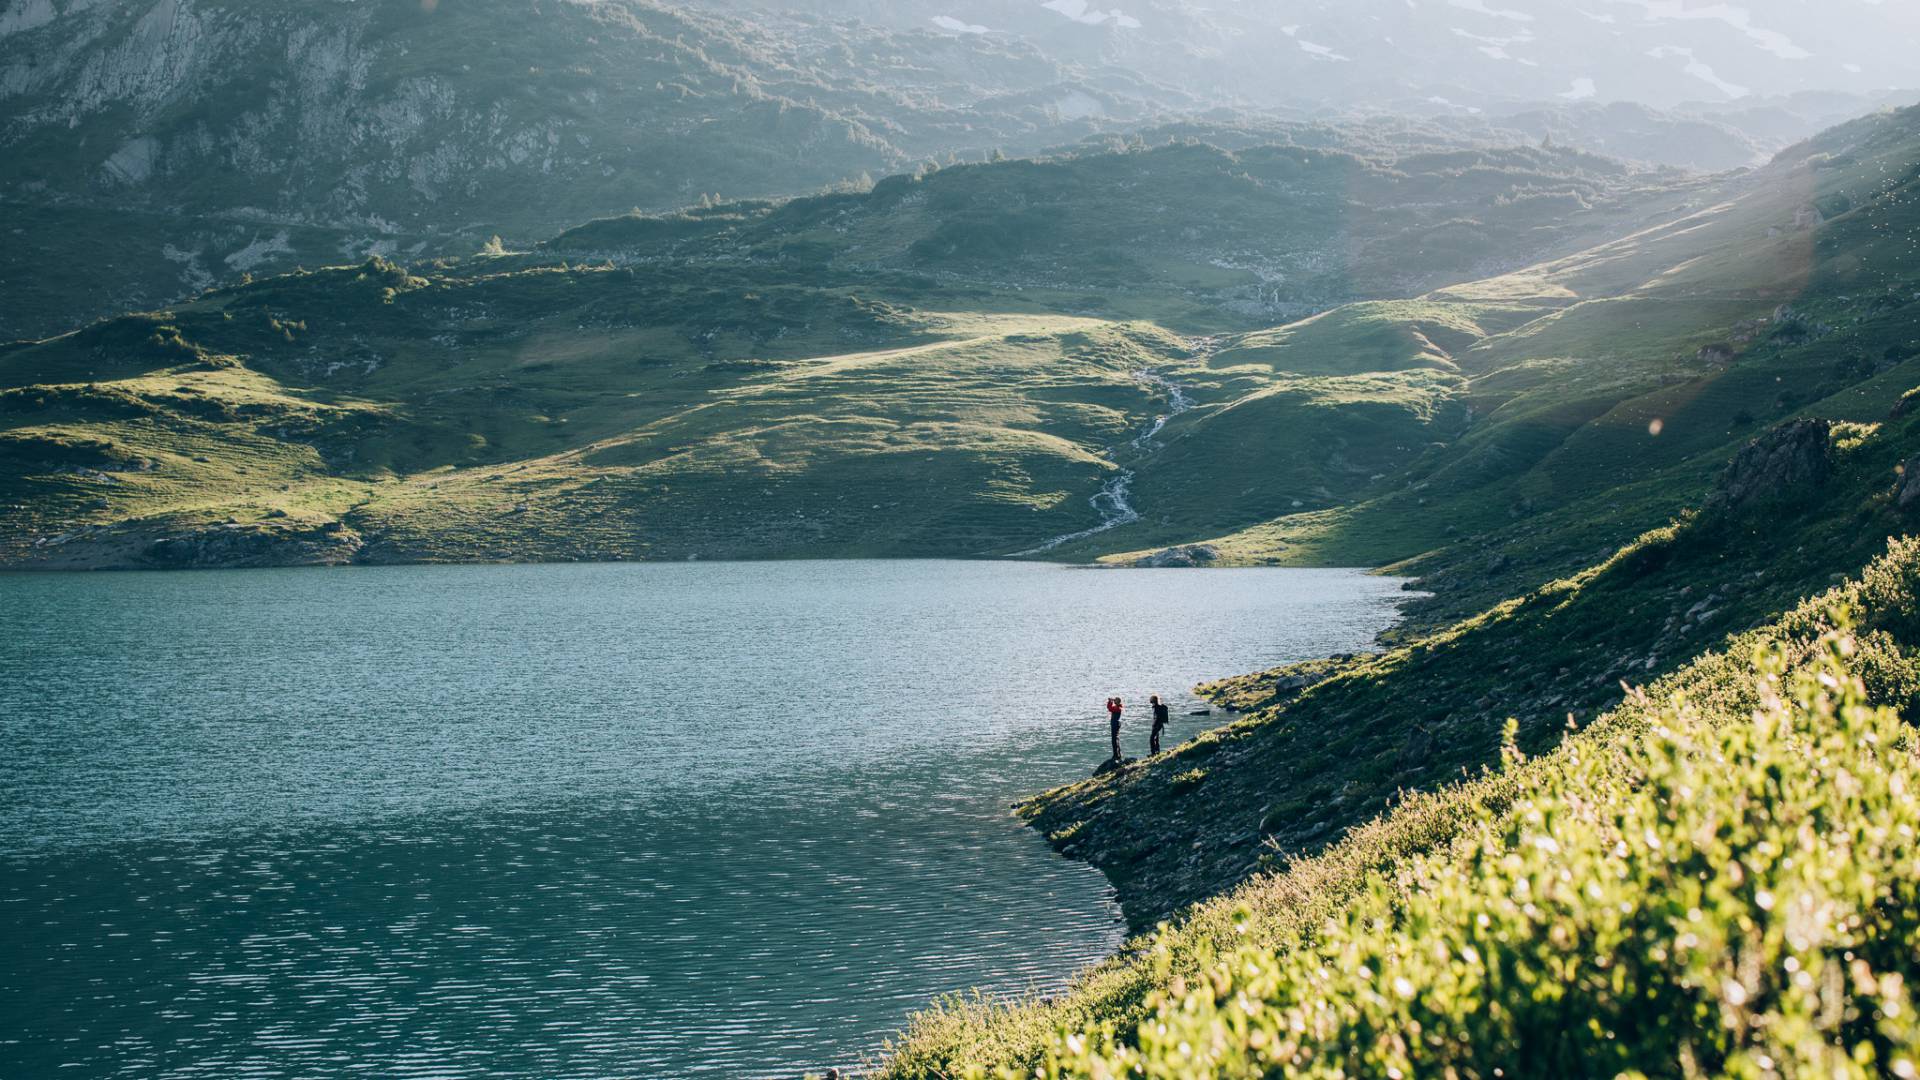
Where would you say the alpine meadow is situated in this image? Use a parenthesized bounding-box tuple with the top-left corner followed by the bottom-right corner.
(5, 2, 1920, 1078)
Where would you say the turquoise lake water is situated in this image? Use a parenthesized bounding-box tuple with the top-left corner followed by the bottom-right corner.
(0, 560, 1409, 1078)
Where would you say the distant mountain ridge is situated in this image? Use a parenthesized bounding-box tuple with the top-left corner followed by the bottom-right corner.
(4, 0, 1911, 342)
(0, 0, 1182, 340)
(695, 0, 1920, 113)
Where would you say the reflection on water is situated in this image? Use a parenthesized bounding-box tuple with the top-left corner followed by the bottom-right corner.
(0, 560, 1407, 1078)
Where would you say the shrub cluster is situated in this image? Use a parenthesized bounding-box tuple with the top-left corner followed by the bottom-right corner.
(1022, 628, 1920, 1079)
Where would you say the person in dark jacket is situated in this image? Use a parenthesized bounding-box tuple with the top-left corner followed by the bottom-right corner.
(1149, 695, 1170, 754)
(1106, 697, 1124, 760)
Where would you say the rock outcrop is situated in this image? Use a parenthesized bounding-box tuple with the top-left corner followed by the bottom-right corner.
(1898, 457, 1920, 510)
(1132, 544, 1219, 568)
(1705, 418, 1833, 511)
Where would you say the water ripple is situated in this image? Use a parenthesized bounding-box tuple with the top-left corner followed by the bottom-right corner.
(0, 561, 1408, 1078)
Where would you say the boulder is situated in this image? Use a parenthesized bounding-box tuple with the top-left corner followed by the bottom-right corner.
(1898, 456, 1920, 510)
(1891, 387, 1920, 419)
(1133, 544, 1219, 568)
(1093, 757, 1137, 777)
(1704, 418, 1832, 511)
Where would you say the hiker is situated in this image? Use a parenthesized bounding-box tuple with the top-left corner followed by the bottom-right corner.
(1107, 697, 1124, 760)
(1150, 695, 1170, 754)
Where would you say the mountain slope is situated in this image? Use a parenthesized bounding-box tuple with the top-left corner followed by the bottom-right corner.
(0, 107, 1911, 579)
(885, 516, 1920, 1077)
(865, 102, 1920, 1080)
(1095, 103, 1920, 598)
(694, 0, 1920, 114)
(0, 128, 1694, 570)
(0, 0, 1182, 339)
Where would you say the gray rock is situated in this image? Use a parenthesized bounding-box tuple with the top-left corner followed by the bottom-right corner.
(1133, 544, 1219, 568)
(1706, 418, 1832, 511)
(1899, 456, 1920, 509)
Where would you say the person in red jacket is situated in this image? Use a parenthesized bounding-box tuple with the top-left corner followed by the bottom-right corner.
(1107, 697, 1124, 760)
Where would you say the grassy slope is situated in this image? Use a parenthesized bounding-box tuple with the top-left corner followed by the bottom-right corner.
(883, 535, 1920, 1077)
(871, 107, 1920, 1076)
(0, 132, 1693, 569)
(1094, 105, 1920, 612)
(0, 262, 1215, 567)
(876, 369, 1920, 1080)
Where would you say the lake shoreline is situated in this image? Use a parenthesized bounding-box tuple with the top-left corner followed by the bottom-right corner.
(2, 560, 1411, 1079)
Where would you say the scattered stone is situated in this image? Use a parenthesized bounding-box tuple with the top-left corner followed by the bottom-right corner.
(1187, 708, 1212, 716)
(1696, 342, 1737, 366)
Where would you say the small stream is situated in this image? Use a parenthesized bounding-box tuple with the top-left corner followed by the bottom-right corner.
(1014, 345, 1210, 557)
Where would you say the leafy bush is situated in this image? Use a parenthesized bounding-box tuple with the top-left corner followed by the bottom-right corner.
(1022, 626, 1920, 1079)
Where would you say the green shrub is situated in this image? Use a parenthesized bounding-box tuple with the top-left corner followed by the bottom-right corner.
(1026, 627, 1920, 1079)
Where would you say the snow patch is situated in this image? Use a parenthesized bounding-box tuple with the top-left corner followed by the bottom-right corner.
(1040, 0, 1141, 30)
(102, 136, 159, 185)
(1296, 37, 1350, 62)
(1453, 26, 1533, 62)
(1647, 45, 1750, 98)
(931, 15, 990, 34)
(1558, 77, 1598, 99)
(161, 243, 213, 292)
(1611, 1, 1810, 61)
(224, 230, 294, 271)
(1449, 0, 1535, 22)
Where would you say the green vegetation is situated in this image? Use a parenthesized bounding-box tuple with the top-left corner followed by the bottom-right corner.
(887, 593, 1920, 1077)
(874, 414, 1920, 1077)
(4, 104, 1917, 584)
(0, 116, 1731, 569)
(5, 22, 1920, 1077)
(859, 105, 1920, 1078)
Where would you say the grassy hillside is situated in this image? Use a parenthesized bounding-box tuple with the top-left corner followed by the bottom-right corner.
(1097, 104, 1920, 607)
(860, 105, 1920, 1079)
(0, 128, 1707, 570)
(0, 260, 1209, 567)
(874, 365, 1920, 1079)
(550, 137, 1689, 323)
(0, 107, 1912, 585)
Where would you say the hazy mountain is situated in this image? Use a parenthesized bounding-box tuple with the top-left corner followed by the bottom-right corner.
(0, 0, 1187, 340)
(5, 0, 1911, 343)
(702, 0, 1920, 113)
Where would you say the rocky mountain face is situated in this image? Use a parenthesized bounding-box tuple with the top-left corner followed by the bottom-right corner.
(704, 0, 1920, 115)
(5, 0, 1909, 342)
(0, 0, 1181, 340)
